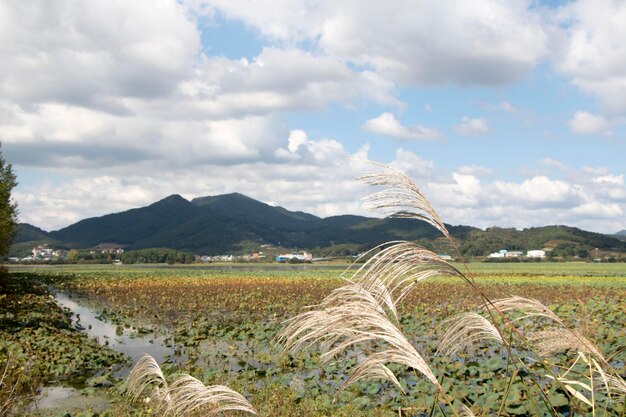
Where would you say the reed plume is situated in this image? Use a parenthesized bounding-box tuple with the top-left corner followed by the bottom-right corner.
(126, 354, 170, 405)
(166, 375, 258, 416)
(528, 329, 605, 361)
(278, 281, 442, 393)
(344, 241, 466, 307)
(436, 312, 505, 356)
(359, 162, 452, 241)
(125, 354, 256, 416)
(487, 296, 563, 324)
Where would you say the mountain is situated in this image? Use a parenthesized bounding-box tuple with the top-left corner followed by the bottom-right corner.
(11, 193, 626, 256)
(49, 194, 198, 248)
(13, 223, 52, 244)
(610, 229, 626, 242)
(462, 226, 626, 256)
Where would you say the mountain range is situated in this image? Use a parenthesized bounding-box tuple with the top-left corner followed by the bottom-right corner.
(11, 192, 626, 257)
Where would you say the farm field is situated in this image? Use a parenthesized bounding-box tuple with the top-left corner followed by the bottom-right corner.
(2, 262, 625, 416)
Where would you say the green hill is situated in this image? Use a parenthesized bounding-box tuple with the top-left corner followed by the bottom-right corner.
(9, 223, 65, 258)
(10, 193, 626, 257)
(49, 194, 198, 247)
(13, 223, 52, 244)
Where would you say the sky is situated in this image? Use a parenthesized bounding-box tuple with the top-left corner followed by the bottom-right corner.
(1, 0, 625, 234)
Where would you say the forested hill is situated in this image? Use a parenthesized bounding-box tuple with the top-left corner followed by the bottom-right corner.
(11, 193, 626, 256)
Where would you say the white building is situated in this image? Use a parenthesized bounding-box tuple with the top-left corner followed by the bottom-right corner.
(488, 249, 508, 258)
(527, 250, 546, 258)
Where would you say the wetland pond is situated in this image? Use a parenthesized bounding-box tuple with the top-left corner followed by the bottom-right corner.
(34, 290, 180, 412)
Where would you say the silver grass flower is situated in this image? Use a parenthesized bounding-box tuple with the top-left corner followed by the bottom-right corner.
(487, 296, 563, 324)
(278, 283, 442, 392)
(125, 354, 256, 416)
(126, 354, 170, 404)
(338, 362, 405, 394)
(528, 329, 605, 361)
(345, 241, 466, 306)
(605, 374, 626, 403)
(166, 374, 257, 416)
(437, 312, 505, 356)
(359, 162, 451, 240)
(457, 403, 477, 417)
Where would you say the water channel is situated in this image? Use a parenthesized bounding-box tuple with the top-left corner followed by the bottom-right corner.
(33, 290, 179, 412)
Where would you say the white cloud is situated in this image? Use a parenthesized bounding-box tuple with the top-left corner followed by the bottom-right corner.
(427, 173, 482, 208)
(390, 149, 435, 180)
(197, 0, 549, 86)
(554, 0, 626, 113)
(567, 111, 612, 135)
(554, 0, 626, 114)
(593, 174, 624, 185)
(454, 117, 490, 136)
(0, 1, 200, 108)
(571, 202, 622, 218)
(2, 102, 287, 167)
(3, 1, 625, 237)
(491, 176, 584, 208)
(457, 165, 493, 177)
(363, 113, 441, 140)
(0, 2, 401, 171)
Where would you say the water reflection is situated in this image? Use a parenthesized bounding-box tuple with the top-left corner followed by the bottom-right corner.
(34, 291, 181, 411)
(54, 291, 176, 372)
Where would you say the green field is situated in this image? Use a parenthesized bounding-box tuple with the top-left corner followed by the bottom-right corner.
(1, 262, 625, 416)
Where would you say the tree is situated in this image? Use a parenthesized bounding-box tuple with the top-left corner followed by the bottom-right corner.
(0, 144, 18, 258)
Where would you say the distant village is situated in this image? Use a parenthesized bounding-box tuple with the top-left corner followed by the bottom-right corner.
(10, 244, 316, 264)
(9, 244, 611, 264)
(11, 245, 124, 263)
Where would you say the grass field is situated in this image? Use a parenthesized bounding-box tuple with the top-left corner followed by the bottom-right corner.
(2, 262, 625, 416)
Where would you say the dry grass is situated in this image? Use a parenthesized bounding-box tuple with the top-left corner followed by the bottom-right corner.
(528, 329, 605, 361)
(359, 162, 452, 241)
(126, 354, 256, 416)
(278, 282, 441, 393)
(436, 312, 505, 356)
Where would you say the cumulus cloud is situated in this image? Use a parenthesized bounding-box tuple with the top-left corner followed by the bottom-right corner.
(567, 111, 614, 135)
(593, 174, 624, 185)
(1, 102, 287, 167)
(554, 0, 626, 114)
(196, 0, 549, 86)
(454, 117, 490, 136)
(0, 1, 200, 109)
(491, 176, 584, 208)
(0, 1, 400, 172)
(2, 1, 625, 236)
(390, 148, 435, 180)
(363, 113, 441, 140)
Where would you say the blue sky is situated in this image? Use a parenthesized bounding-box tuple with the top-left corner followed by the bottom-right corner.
(1, 0, 625, 233)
